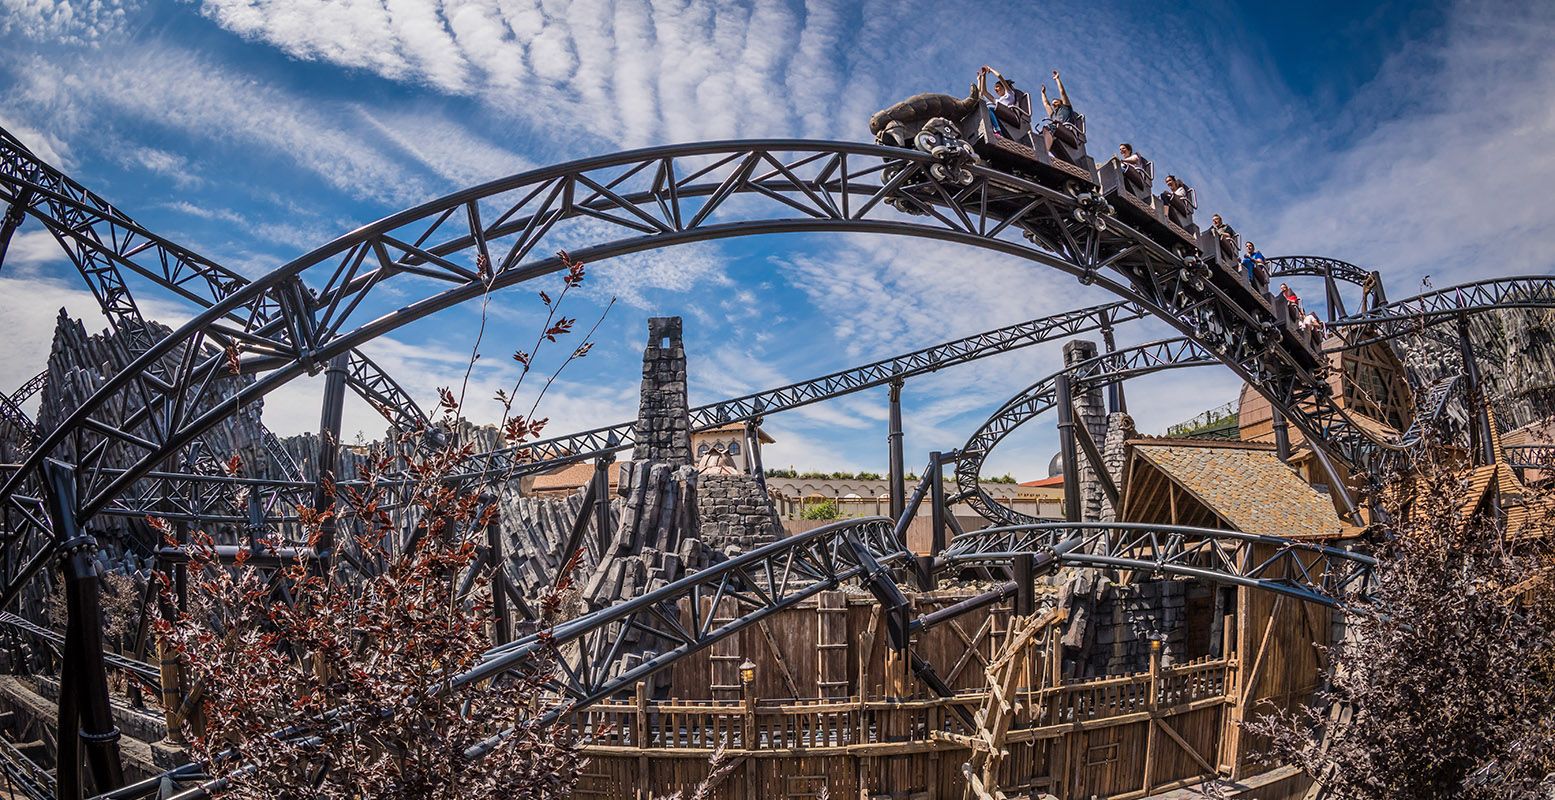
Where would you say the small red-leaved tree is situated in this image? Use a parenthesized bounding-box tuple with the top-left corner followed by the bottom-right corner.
(153, 253, 607, 798)
(1244, 437, 1555, 799)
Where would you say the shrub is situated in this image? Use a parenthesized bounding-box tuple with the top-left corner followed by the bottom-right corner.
(800, 499, 840, 520)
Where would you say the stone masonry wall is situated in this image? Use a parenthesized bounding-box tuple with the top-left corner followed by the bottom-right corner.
(1099, 411, 1136, 522)
(696, 473, 782, 554)
(1063, 576, 1193, 678)
(632, 317, 692, 466)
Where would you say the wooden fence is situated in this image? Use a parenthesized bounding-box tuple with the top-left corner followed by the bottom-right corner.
(569, 653, 1239, 799)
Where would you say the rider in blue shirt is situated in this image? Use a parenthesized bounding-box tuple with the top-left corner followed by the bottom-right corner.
(1241, 242, 1268, 288)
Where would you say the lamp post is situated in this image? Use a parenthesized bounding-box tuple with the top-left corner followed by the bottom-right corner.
(739, 658, 757, 749)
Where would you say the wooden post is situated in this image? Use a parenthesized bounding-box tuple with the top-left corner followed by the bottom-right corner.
(635, 680, 649, 798)
(741, 667, 757, 797)
(1142, 636, 1162, 794)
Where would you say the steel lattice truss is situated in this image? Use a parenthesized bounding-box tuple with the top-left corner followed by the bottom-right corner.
(14, 300, 1149, 528)
(0, 127, 428, 467)
(1265, 255, 1373, 287)
(0, 372, 46, 442)
(938, 522, 1376, 608)
(1506, 445, 1555, 470)
(422, 298, 1148, 484)
(8, 372, 45, 407)
(0, 393, 33, 443)
(1326, 276, 1555, 351)
(0, 139, 1366, 604)
(955, 337, 1217, 524)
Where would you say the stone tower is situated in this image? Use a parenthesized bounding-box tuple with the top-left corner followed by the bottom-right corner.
(632, 317, 693, 465)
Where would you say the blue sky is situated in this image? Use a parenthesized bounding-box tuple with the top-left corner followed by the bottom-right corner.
(2, 0, 1552, 481)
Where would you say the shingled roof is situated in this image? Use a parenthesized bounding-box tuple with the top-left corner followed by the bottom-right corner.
(1125, 438, 1347, 538)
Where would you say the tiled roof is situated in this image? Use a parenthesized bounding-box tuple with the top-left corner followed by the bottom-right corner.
(1129, 438, 1346, 538)
(529, 462, 614, 492)
(695, 422, 776, 443)
(1020, 476, 1065, 488)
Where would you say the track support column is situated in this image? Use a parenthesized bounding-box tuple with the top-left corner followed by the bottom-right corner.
(43, 459, 125, 798)
(0, 192, 29, 271)
(312, 353, 349, 571)
(744, 417, 767, 494)
(1101, 318, 1125, 413)
(1272, 408, 1291, 462)
(1055, 374, 1081, 523)
(480, 492, 510, 646)
(592, 455, 614, 553)
(1457, 314, 1494, 466)
(928, 450, 947, 556)
(887, 379, 906, 520)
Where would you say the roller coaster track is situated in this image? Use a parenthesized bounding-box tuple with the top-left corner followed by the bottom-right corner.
(0, 138, 1373, 599)
(954, 276, 1555, 526)
(938, 521, 1375, 609)
(56, 266, 1526, 529)
(18, 270, 1527, 530)
(1264, 255, 1374, 287)
(0, 393, 33, 443)
(1325, 276, 1555, 351)
(462, 519, 1374, 710)
(0, 123, 1525, 800)
(1506, 445, 1555, 470)
(16, 263, 1536, 533)
(34, 299, 1148, 527)
(7, 372, 45, 407)
(436, 297, 1150, 483)
(0, 372, 46, 442)
(1398, 373, 1461, 448)
(0, 127, 429, 473)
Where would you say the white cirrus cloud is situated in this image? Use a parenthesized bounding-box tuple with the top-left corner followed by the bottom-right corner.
(0, 0, 137, 43)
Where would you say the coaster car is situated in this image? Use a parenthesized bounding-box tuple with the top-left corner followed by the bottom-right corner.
(870, 85, 1098, 194)
(1097, 155, 1216, 260)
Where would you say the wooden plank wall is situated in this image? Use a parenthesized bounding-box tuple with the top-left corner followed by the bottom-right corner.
(1223, 543, 1332, 776)
(574, 657, 1241, 799)
(591, 576, 1327, 798)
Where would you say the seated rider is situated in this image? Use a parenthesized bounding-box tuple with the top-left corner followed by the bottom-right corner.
(1209, 214, 1237, 259)
(978, 66, 1030, 139)
(1159, 174, 1195, 227)
(1041, 70, 1081, 148)
(1117, 143, 1150, 193)
(1278, 283, 1302, 316)
(1240, 241, 1268, 287)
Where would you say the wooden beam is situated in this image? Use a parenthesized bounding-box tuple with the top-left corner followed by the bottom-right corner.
(945, 615, 994, 685)
(755, 617, 804, 699)
(1153, 716, 1218, 775)
(1240, 595, 1286, 709)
